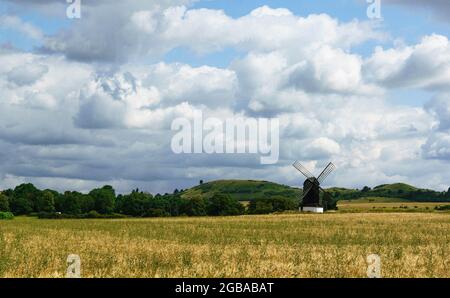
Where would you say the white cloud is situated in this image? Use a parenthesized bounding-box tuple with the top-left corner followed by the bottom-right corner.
(0, 3, 449, 193)
(364, 34, 450, 90)
(425, 93, 450, 131)
(7, 64, 49, 86)
(39, 4, 383, 63)
(0, 15, 43, 40)
(422, 133, 450, 160)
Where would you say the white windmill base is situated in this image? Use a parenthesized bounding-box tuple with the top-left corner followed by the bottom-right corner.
(301, 207, 324, 213)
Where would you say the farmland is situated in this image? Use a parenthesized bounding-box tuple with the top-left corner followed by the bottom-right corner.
(0, 213, 449, 278)
(337, 198, 450, 212)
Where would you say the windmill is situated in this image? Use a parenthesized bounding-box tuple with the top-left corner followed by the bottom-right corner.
(292, 161, 336, 213)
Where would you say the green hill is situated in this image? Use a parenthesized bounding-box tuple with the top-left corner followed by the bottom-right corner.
(373, 183, 418, 192)
(181, 180, 450, 203)
(330, 183, 449, 202)
(182, 180, 301, 202)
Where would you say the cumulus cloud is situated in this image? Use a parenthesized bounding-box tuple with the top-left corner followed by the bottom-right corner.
(0, 15, 43, 40)
(364, 34, 450, 90)
(38, 4, 383, 63)
(421, 94, 450, 162)
(422, 133, 450, 160)
(425, 94, 450, 131)
(7, 64, 49, 86)
(0, 2, 449, 193)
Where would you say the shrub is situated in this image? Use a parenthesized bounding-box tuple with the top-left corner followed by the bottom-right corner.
(86, 210, 101, 218)
(435, 205, 450, 211)
(249, 200, 273, 214)
(0, 212, 14, 220)
(37, 211, 128, 219)
(145, 208, 169, 217)
(0, 194, 10, 212)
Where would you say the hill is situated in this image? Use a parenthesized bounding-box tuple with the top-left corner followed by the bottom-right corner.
(329, 182, 449, 202)
(181, 180, 450, 203)
(373, 183, 418, 192)
(182, 180, 301, 202)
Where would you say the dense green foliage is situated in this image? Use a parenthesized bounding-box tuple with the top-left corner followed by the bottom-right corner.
(183, 180, 301, 201)
(248, 196, 297, 214)
(89, 186, 115, 214)
(435, 205, 450, 211)
(330, 183, 450, 202)
(0, 211, 14, 220)
(1, 180, 448, 218)
(206, 193, 244, 216)
(0, 193, 9, 212)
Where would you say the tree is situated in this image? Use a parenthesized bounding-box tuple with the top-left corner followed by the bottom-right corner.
(36, 190, 55, 213)
(79, 194, 95, 213)
(2, 189, 13, 197)
(12, 183, 40, 213)
(0, 193, 10, 212)
(9, 196, 33, 215)
(199, 180, 204, 185)
(117, 191, 152, 217)
(207, 193, 244, 216)
(323, 193, 338, 211)
(270, 196, 296, 212)
(60, 191, 83, 215)
(248, 199, 273, 214)
(89, 185, 115, 214)
(145, 195, 170, 217)
(361, 186, 371, 192)
(182, 196, 207, 216)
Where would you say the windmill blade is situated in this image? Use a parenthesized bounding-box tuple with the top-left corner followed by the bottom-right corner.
(293, 161, 314, 178)
(317, 162, 336, 184)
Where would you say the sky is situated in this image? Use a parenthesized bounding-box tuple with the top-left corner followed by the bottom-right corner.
(0, 0, 449, 194)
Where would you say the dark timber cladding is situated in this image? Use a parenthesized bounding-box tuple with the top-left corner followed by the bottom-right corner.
(293, 161, 336, 211)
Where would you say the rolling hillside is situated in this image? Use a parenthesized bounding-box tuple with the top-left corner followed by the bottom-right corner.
(181, 180, 301, 202)
(181, 180, 450, 203)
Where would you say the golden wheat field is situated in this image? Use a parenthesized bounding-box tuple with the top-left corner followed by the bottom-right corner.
(0, 213, 449, 278)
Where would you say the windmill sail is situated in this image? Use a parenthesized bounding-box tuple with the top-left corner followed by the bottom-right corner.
(293, 161, 314, 178)
(317, 162, 336, 184)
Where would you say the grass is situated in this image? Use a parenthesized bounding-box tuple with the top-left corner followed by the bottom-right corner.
(182, 180, 301, 201)
(338, 198, 450, 212)
(0, 213, 449, 278)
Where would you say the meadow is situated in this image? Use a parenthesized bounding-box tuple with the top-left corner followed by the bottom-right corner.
(337, 199, 450, 212)
(0, 212, 449, 278)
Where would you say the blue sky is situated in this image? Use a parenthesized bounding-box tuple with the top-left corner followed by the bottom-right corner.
(2, 0, 443, 107)
(1, 0, 449, 193)
(2, 1, 449, 60)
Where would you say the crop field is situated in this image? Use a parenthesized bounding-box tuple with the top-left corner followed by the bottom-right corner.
(0, 213, 449, 278)
(337, 199, 450, 212)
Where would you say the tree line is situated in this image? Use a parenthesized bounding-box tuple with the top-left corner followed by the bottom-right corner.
(0, 183, 299, 219)
(331, 186, 450, 202)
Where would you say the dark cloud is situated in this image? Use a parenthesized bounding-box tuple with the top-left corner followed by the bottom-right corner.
(1, 2, 450, 194)
(425, 94, 450, 131)
(386, 0, 450, 22)
(7, 64, 48, 86)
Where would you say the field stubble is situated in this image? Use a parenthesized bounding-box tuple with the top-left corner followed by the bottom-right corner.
(0, 213, 448, 278)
